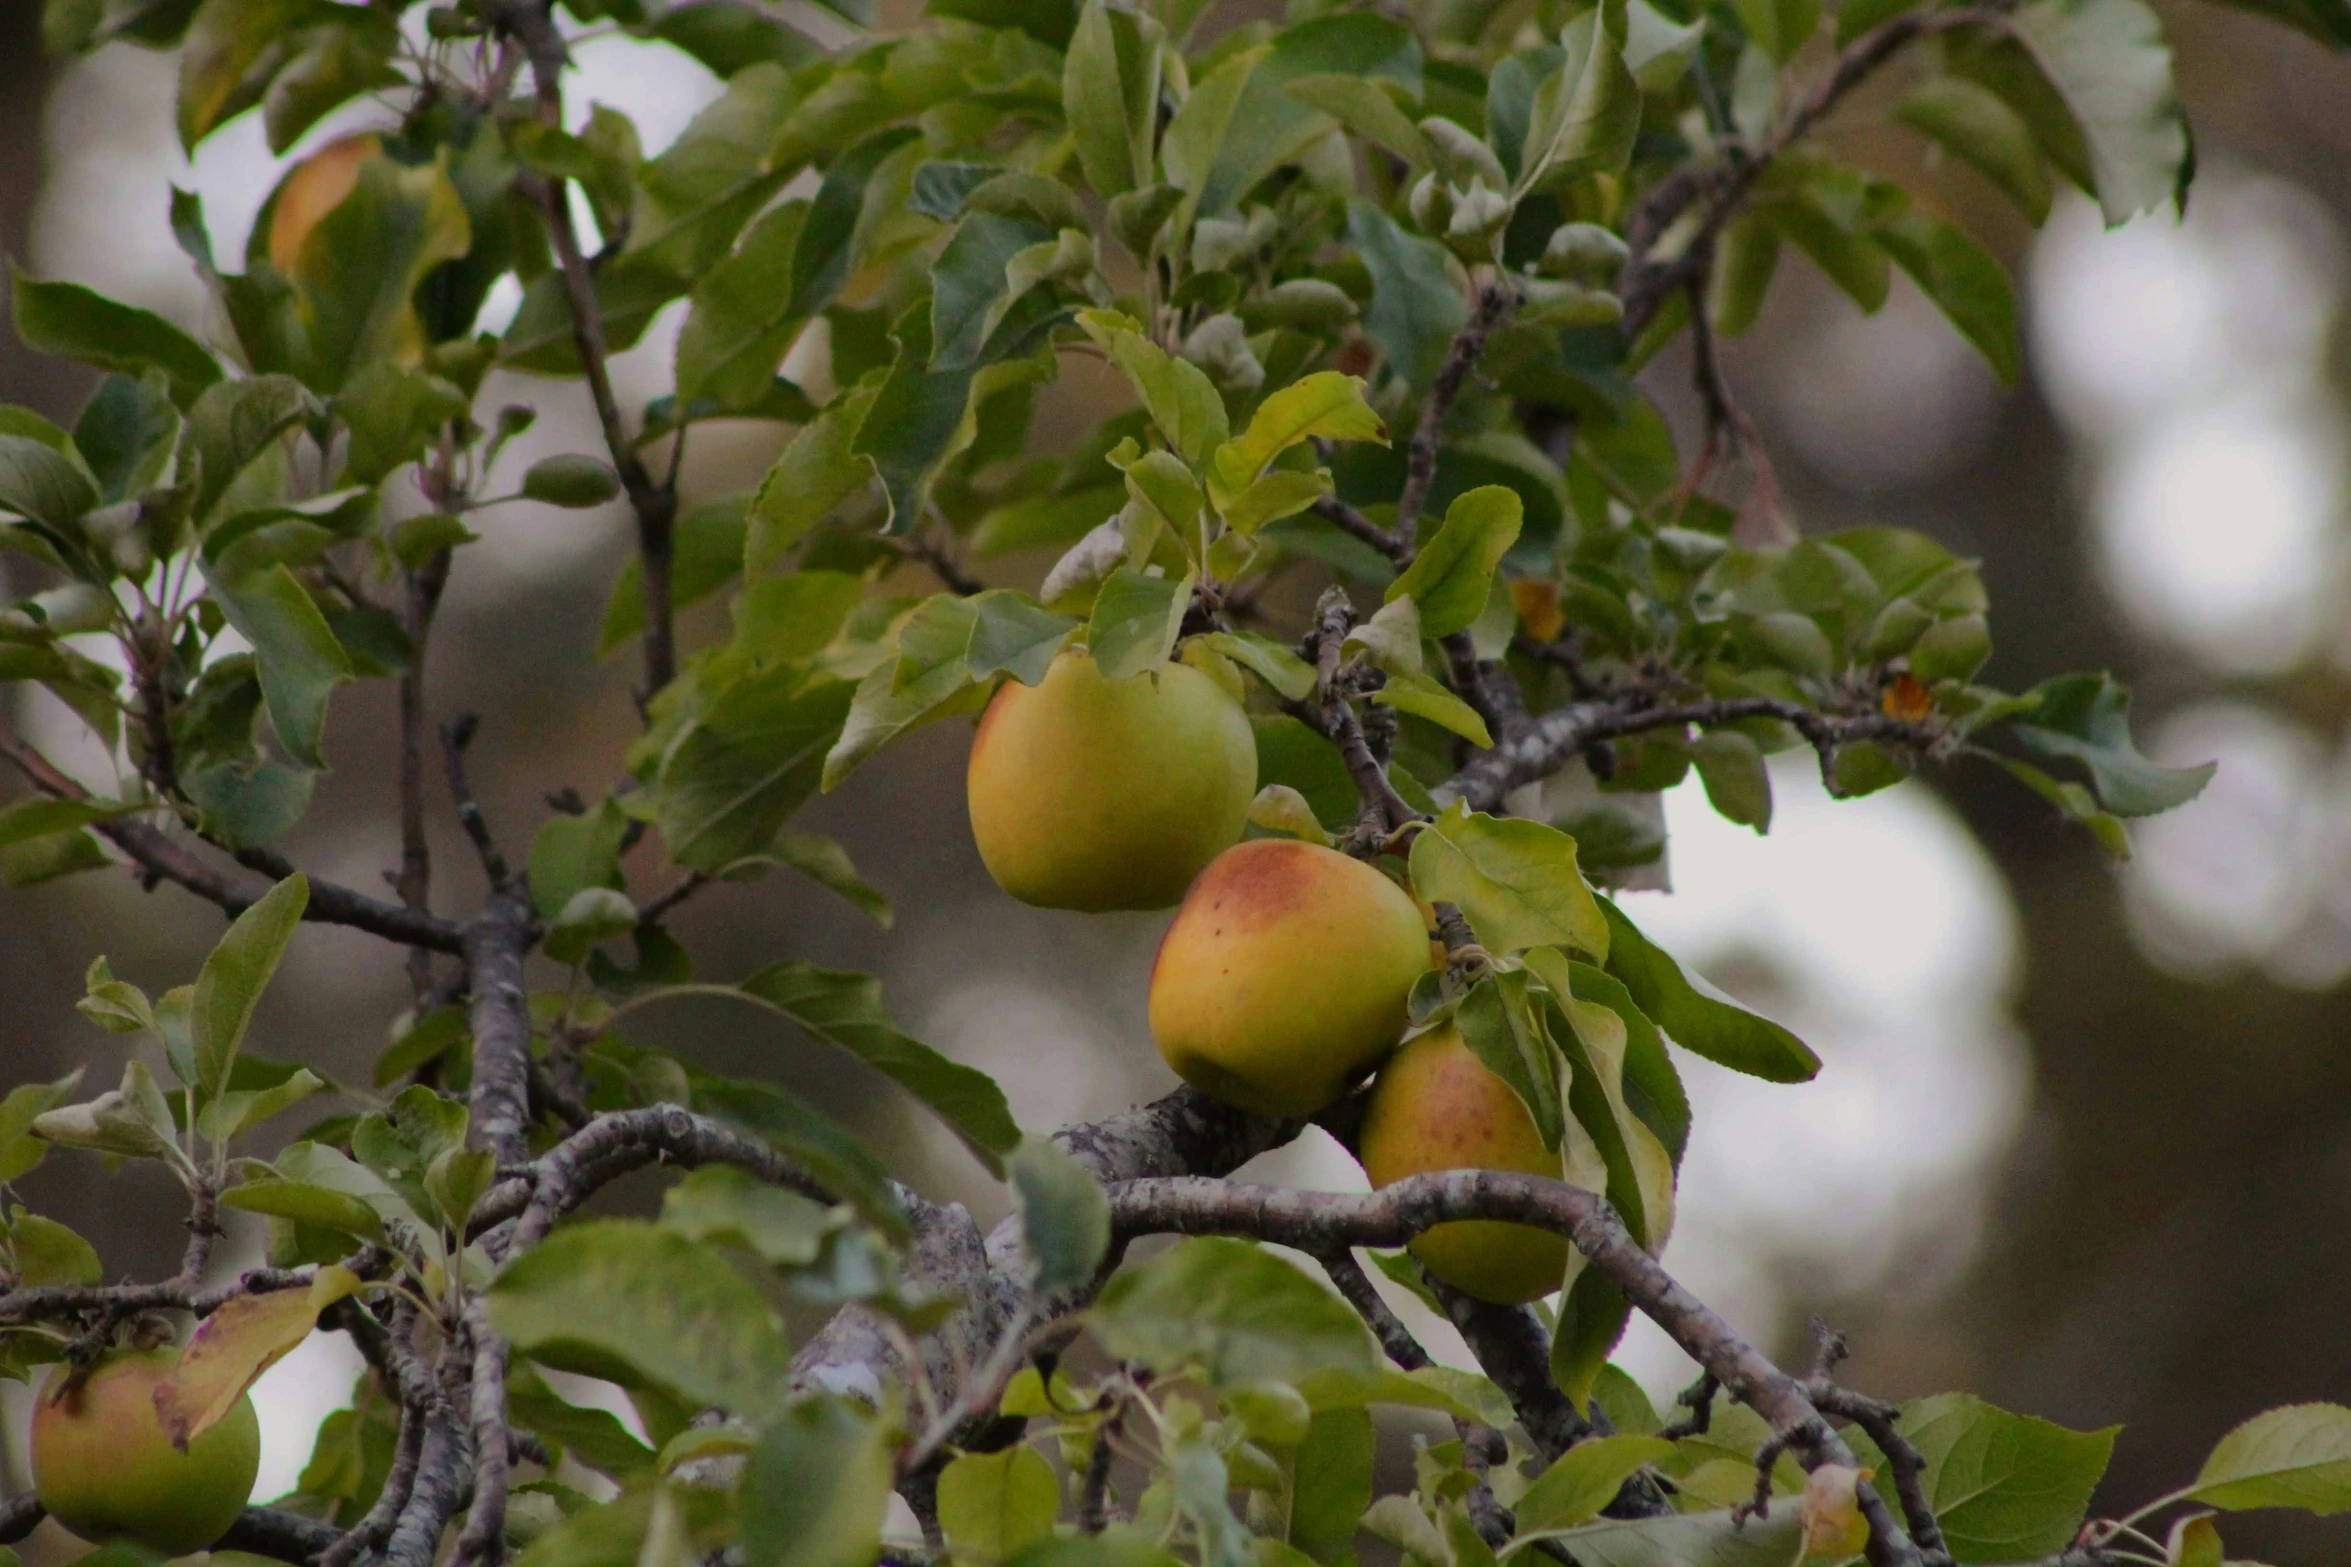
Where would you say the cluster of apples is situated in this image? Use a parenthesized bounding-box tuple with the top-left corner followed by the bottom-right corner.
(970, 650, 1571, 1307)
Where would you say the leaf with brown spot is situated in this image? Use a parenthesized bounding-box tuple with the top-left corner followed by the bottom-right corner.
(155, 1264, 360, 1449)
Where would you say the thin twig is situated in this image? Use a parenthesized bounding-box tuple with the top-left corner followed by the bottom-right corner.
(1398, 275, 1520, 537)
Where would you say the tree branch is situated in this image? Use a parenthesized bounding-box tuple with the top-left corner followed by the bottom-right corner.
(1399, 276, 1519, 538)
(1619, 5, 2017, 341)
(0, 718, 466, 951)
(218, 1507, 349, 1565)
(1107, 1169, 1924, 1567)
(463, 893, 536, 1170)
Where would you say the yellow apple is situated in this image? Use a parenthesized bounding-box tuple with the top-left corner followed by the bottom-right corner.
(1360, 1023, 1573, 1305)
(266, 134, 381, 273)
(1150, 838, 1433, 1115)
(33, 1346, 260, 1556)
(967, 649, 1255, 911)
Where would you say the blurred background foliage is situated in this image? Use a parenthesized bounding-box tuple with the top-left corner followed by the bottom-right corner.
(0, 0, 2346, 1558)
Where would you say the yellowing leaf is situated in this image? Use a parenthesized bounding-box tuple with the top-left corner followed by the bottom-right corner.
(1408, 801, 1608, 959)
(1801, 1465, 1873, 1560)
(157, 1264, 360, 1449)
(1207, 372, 1386, 510)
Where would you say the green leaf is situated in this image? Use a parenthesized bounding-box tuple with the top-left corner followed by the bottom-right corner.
(851, 302, 980, 533)
(1455, 970, 1566, 1150)
(738, 961, 1022, 1175)
(337, 363, 469, 489)
(1597, 897, 1819, 1082)
(1347, 201, 1468, 391)
(506, 1363, 657, 1479)
(488, 1220, 795, 1419)
(600, 496, 752, 655)
(1087, 569, 1193, 681)
(0, 1071, 83, 1181)
(685, 1070, 906, 1239)
(932, 212, 1057, 372)
(1734, 0, 1821, 63)
(1289, 1408, 1378, 1564)
(1374, 671, 1492, 748)
(1689, 731, 1771, 831)
(1410, 800, 1607, 957)
(1193, 631, 1317, 701)
(2010, 672, 2213, 816)
(938, 1446, 1060, 1565)
(2194, 0, 2351, 46)
(1386, 487, 1523, 637)
(31, 1059, 183, 1164)
(1008, 1136, 1109, 1294)
(675, 200, 811, 411)
(0, 434, 99, 533)
(176, 0, 310, 150)
(546, 888, 640, 966)
(206, 561, 355, 770)
(654, 667, 855, 871)
(1208, 372, 1387, 511)
(1900, 1393, 2117, 1559)
(746, 378, 882, 574)
(2189, 1403, 2351, 1515)
(2005, 0, 2189, 224)
(1064, 3, 1164, 201)
(12, 272, 220, 409)
(741, 832, 893, 928)
(8, 1209, 103, 1287)
(1286, 75, 1432, 168)
(739, 1396, 895, 1567)
(524, 455, 623, 509)
(192, 873, 308, 1106)
(1194, 15, 1422, 217)
(1873, 212, 2020, 385)
(220, 1177, 385, 1244)
(263, 19, 401, 155)
(284, 156, 473, 393)
(660, 1165, 827, 1267)
(1504, 1506, 1802, 1564)
(1088, 318, 1230, 471)
(1295, 1364, 1518, 1428)
(1520, 2, 1641, 192)
(1092, 1237, 1376, 1388)
(1512, 1435, 1676, 1537)
(1896, 77, 2053, 223)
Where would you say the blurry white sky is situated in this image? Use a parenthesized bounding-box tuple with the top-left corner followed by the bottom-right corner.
(24, 19, 2351, 1495)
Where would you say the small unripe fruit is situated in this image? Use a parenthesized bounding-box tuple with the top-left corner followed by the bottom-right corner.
(1149, 839, 1432, 1116)
(266, 134, 381, 273)
(967, 650, 1256, 912)
(33, 1347, 260, 1556)
(1360, 1023, 1572, 1304)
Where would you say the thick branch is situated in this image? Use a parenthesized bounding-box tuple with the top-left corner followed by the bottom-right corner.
(498, 1104, 841, 1251)
(218, 1507, 348, 1565)
(1109, 1170, 1924, 1567)
(454, 1304, 513, 1567)
(464, 893, 536, 1170)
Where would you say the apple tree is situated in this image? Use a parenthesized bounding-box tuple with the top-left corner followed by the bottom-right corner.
(0, 0, 2344, 1563)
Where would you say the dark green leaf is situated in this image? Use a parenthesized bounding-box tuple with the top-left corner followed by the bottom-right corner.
(1347, 201, 1468, 391)
(1900, 1393, 2118, 1559)
(206, 562, 354, 769)
(738, 960, 1021, 1175)
(12, 271, 220, 408)
(1873, 212, 2020, 385)
(654, 667, 855, 871)
(2010, 673, 2213, 816)
(1596, 896, 1819, 1082)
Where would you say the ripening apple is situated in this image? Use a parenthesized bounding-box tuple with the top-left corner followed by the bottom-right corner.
(265, 134, 381, 273)
(1359, 1023, 1573, 1305)
(967, 649, 1256, 911)
(1149, 838, 1433, 1115)
(33, 1346, 260, 1555)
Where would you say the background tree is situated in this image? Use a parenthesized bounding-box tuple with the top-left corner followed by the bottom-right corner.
(0, 0, 2344, 1565)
